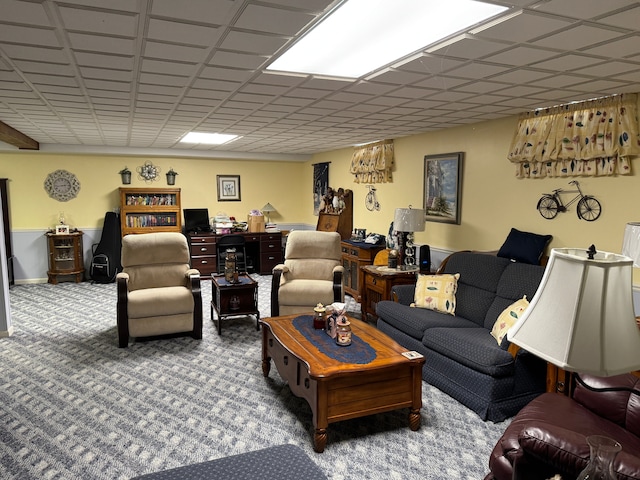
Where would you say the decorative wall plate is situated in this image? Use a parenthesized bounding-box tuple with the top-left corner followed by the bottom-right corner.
(44, 169, 81, 202)
(137, 161, 160, 182)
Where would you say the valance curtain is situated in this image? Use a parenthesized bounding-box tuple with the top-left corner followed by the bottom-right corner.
(350, 139, 394, 183)
(507, 93, 640, 178)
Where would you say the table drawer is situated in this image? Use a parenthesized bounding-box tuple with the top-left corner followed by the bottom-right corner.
(190, 235, 216, 244)
(190, 243, 216, 256)
(365, 274, 386, 289)
(261, 252, 281, 272)
(260, 239, 281, 252)
(191, 255, 217, 274)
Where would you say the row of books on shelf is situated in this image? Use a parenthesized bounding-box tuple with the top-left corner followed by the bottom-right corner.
(126, 214, 177, 227)
(125, 194, 177, 206)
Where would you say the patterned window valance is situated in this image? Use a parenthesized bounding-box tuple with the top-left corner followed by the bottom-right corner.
(350, 139, 394, 183)
(507, 93, 640, 178)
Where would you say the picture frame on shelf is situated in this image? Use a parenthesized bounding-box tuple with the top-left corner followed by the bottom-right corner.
(217, 175, 241, 201)
(55, 224, 69, 235)
(423, 152, 463, 225)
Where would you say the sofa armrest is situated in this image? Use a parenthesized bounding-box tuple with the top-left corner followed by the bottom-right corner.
(390, 284, 415, 305)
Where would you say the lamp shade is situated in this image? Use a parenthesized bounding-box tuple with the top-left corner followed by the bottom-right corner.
(394, 207, 425, 233)
(261, 203, 276, 213)
(622, 222, 640, 267)
(507, 247, 640, 376)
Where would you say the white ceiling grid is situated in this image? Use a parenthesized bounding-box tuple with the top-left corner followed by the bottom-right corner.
(0, 0, 639, 159)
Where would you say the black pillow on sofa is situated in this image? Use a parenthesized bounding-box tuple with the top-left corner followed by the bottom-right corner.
(497, 228, 552, 265)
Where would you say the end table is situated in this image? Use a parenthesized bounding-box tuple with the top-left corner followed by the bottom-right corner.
(360, 265, 419, 322)
(211, 274, 259, 335)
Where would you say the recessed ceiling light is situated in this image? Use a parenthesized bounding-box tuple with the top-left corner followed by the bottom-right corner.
(180, 132, 239, 145)
(267, 0, 509, 78)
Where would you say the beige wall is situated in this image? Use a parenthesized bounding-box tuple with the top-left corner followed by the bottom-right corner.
(308, 114, 640, 283)
(1, 108, 638, 283)
(0, 153, 308, 230)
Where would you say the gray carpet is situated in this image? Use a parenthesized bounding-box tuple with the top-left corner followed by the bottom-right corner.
(0, 276, 510, 479)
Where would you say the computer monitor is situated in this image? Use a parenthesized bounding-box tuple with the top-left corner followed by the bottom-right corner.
(183, 208, 211, 232)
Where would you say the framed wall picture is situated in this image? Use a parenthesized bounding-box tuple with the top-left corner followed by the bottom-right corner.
(217, 175, 241, 201)
(423, 152, 463, 224)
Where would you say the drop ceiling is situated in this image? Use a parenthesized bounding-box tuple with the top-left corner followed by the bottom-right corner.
(0, 0, 639, 160)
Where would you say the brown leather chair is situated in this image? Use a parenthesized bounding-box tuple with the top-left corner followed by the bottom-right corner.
(117, 232, 202, 347)
(271, 231, 344, 317)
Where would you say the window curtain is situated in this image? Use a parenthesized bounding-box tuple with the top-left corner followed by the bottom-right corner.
(350, 139, 394, 183)
(507, 93, 640, 178)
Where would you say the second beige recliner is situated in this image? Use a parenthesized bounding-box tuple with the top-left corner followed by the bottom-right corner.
(270, 230, 344, 317)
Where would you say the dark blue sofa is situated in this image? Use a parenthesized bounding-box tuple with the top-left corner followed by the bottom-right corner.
(376, 251, 547, 422)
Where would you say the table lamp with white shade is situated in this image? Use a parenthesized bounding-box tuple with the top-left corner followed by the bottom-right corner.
(393, 206, 425, 267)
(261, 203, 276, 225)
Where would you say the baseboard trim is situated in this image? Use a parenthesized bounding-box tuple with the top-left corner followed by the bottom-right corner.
(0, 326, 14, 337)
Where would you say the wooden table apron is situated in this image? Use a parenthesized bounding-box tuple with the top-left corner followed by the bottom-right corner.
(260, 314, 425, 453)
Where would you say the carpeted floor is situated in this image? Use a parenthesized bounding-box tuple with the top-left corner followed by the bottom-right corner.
(0, 276, 509, 479)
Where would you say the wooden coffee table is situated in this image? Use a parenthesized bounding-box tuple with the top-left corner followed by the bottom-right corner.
(260, 314, 425, 452)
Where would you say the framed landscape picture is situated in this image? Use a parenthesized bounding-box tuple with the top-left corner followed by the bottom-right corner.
(423, 152, 463, 224)
(217, 175, 241, 201)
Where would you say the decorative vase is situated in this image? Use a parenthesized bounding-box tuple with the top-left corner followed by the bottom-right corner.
(576, 435, 621, 480)
(224, 248, 237, 283)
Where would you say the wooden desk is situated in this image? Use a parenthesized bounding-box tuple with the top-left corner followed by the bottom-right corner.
(188, 231, 282, 276)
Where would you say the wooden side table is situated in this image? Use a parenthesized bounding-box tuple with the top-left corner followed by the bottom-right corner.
(211, 274, 259, 335)
(361, 265, 419, 321)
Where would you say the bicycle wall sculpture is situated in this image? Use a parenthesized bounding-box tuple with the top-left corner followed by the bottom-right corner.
(537, 181, 601, 221)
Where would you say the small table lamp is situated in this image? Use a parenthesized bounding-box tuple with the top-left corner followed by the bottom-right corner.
(394, 206, 426, 267)
(261, 203, 276, 224)
(507, 245, 640, 377)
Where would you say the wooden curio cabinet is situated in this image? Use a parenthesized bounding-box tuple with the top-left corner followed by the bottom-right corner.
(119, 188, 181, 236)
(340, 241, 384, 302)
(46, 231, 84, 284)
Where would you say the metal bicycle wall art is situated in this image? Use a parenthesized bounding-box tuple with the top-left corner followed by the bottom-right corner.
(536, 180, 601, 221)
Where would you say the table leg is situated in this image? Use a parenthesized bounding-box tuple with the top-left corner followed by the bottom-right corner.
(408, 408, 421, 431)
(261, 328, 271, 377)
(313, 429, 327, 453)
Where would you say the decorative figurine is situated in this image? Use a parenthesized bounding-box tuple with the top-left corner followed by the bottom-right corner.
(335, 317, 352, 346)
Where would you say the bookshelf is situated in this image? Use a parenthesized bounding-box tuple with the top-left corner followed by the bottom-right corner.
(119, 187, 181, 236)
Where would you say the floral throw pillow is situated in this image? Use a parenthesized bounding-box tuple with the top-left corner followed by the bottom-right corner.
(411, 273, 460, 315)
(491, 296, 529, 345)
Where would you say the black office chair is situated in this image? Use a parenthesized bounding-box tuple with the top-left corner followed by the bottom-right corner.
(216, 235, 251, 274)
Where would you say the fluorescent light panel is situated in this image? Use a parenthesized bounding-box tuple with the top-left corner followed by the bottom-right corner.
(180, 132, 239, 145)
(268, 0, 509, 78)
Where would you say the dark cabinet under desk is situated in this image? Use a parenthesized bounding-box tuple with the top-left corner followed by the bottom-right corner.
(187, 231, 283, 276)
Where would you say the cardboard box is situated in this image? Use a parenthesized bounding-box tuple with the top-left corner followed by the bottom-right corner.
(248, 214, 265, 232)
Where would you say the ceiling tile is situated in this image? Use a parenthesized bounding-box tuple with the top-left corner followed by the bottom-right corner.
(533, 25, 623, 50)
(147, 18, 219, 47)
(475, 11, 573, 43)
(58, 6, 136, 36)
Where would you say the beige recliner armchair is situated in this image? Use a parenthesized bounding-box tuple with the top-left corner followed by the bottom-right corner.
(117, 232, 203, 347)
(271, 230, 344, 317)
